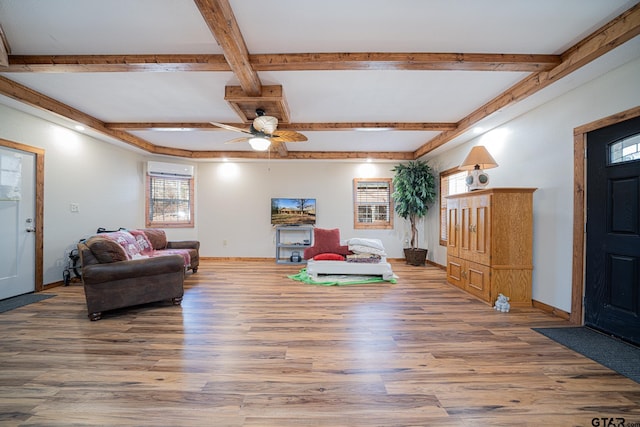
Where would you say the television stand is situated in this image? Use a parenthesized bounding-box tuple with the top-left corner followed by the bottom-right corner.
(275, 225, 313, 264)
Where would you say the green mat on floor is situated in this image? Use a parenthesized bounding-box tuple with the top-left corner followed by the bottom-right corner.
(288, 268, 396, 286)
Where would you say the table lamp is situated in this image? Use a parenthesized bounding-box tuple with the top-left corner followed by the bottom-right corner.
(459, 146, 498, 190)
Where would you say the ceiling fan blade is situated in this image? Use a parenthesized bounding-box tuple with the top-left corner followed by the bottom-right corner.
(210, 121, 252, 134)
(270, 130, 308, 143)
(224, 136, 251, 144)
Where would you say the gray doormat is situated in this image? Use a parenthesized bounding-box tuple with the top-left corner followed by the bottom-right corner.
(0, 293, 56, 314)
(533, 326, 640, 383)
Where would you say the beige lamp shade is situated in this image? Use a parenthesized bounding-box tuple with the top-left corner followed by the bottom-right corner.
(459, 146, 498, 170)
(253, 115, 278, 135)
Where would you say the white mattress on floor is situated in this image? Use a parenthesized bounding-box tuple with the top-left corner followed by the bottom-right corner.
(306, 259, 394, 281)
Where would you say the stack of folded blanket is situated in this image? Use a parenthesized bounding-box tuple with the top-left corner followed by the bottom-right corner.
(345, 238, 387, 263)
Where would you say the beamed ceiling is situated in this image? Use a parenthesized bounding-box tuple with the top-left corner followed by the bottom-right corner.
(0, 0, 639, 161)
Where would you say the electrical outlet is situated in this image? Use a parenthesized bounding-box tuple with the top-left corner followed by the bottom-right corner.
(56, 259, 64, 267)
(223, 239, 228, 246)
(70, 203, 80, 213)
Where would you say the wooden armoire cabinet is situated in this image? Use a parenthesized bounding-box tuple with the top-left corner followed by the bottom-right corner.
(445, 188, 536, 307)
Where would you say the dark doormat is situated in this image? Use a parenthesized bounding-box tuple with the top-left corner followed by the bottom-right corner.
(0, 293, 56, 314)
(533, 326, 640, 383)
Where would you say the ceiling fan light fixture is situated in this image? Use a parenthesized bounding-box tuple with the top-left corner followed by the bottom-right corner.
(253, 115, 278, 134)
(248, 137, 271, 151)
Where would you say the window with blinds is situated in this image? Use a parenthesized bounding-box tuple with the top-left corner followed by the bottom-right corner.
(353, 178, 393, 229)
(439, 169, 467, 245)
(146, 175, 194, 228)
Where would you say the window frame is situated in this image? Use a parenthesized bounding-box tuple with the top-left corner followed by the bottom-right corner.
(353, 178, 394, 230)
(145, 174, 195, 228)
(439, 167, 467, 246)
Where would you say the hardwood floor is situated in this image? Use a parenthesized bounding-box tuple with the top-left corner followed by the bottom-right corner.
(1, 260, 639, 426)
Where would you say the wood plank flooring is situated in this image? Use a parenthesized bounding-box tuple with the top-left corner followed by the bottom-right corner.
(1, 260, 639, 426)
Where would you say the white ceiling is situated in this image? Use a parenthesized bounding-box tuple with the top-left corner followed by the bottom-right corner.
(0, 0, 639, 160)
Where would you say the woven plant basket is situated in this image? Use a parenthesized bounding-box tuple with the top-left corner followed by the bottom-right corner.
(404, 248, 428, 266)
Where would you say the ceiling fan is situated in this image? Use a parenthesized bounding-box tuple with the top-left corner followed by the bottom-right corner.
(210, 109, 307, 151)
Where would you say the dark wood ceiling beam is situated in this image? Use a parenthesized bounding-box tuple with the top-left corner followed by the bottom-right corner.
(105, 122, 457, 131)
(250, 52, 560, 72)
(6, 54, 231, 72)
(190, 150, 414, 160)
(193, 0, 262, 96)
(414, 2, 640, 158)
(5, 52, 560, 73)
(273, 151, 414, 161)
(285, 122, 458, 131)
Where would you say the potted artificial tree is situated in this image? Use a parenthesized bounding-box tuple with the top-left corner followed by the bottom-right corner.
(392, 160, 437, 266)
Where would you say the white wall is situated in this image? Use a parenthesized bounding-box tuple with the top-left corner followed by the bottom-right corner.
(196, 160, 410, 258)
(422, 56, 640, 312)
(0, 105, 146, 284)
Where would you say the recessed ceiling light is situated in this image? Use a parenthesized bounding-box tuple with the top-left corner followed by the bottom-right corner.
(75, 125, 85, 131)
(355, 127, 392, 132)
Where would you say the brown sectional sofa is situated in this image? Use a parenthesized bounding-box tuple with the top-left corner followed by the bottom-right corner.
(78, 228, 200, 321)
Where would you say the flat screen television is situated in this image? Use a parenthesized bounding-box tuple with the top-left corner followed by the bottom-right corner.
(271, 198, 316, 226)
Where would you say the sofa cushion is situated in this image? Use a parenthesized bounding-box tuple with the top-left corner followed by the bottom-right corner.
(86, 236, 127, 263)
(141, 228, 167, 250)
(153, 249, 191, 267)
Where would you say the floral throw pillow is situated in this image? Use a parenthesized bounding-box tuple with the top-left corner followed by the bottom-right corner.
(129, 229, 154, 255)
(100, 231, 141, 260)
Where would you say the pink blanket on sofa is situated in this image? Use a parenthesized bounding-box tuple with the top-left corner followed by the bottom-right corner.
(101, 230, 191, 267)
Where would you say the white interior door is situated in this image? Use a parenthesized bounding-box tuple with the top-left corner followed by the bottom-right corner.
(0, 147, 36, 300)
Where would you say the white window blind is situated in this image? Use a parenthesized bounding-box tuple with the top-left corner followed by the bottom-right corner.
(147, 175, 193, 227)
(353, 178, 393, 229)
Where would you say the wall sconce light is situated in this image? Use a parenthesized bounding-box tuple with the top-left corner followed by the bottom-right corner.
(248, 137, 271, 151)
(459, 145, 498, 190)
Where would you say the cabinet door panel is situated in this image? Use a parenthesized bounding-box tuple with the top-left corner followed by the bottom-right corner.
(471, 196, 490, 265)
(447, 256, 463, 289)
(447, 199, 459, 257)
(460, 199, 472, 258)
(465, 262, 491, 301)
(492, 269, 532, 306)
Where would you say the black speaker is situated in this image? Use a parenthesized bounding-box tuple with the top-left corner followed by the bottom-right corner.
(290, 251, 301, 262)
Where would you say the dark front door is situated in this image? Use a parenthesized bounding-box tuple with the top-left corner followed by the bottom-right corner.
(585, 115, 640, 346)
